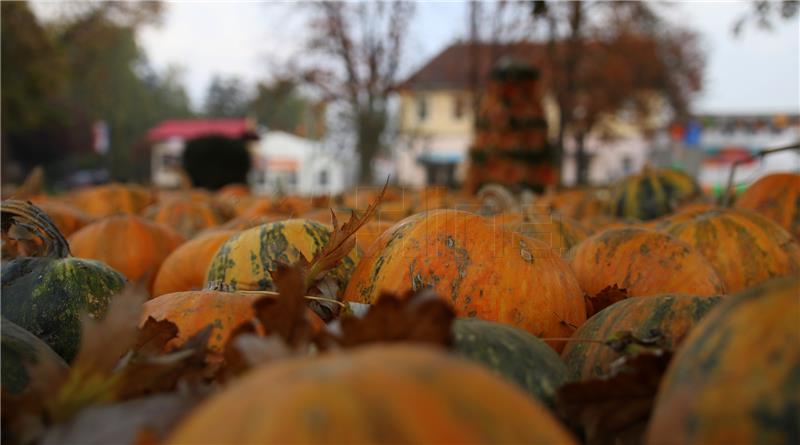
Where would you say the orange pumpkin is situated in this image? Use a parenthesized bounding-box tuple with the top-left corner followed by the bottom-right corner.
(301, 208, 354, 225)
(537, 188, 609, 221)
(68, 215, 185, 294)
(34, 202, 92, 237)
(345, 210, 586, 351)
(68, 183, 155, 218)
(735, 172, 800, 238)
(145, 200, 222, 238)
(166, 345, 578, 444)
(661, 208, 800, 293)
(152, 230, 237, 297)
(215, 183, 250, 199)
(568, 227, 726, 298)
(141, 290, 259, 352)
(354, 220, 394, 253)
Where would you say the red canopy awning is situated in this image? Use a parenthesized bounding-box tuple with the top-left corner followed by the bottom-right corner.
(147, 119, 258, 142)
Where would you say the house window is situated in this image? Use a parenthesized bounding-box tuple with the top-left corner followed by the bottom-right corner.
(161, 153, 181, 169)
(287, 172, 297, 186)
(622, 156, 633, 174)
(453, 95, 465, 120)
(318, 169, 328, 186)
(417, 96, 428, 122)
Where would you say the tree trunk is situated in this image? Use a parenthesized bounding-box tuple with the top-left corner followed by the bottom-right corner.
(575, 132, 589, 186)
(356, 107, 386, 185)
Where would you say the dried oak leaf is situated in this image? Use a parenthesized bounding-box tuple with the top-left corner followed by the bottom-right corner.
(303, 179, 387, 289)
(134, 317, 179, 355)
(262, 262, 314, 347)
(584, 284, 629, 317)
(337, 289, 455, 348)
(555, 350, 673, 445)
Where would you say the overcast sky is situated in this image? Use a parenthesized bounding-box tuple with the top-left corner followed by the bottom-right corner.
(129, 1, 798, 114)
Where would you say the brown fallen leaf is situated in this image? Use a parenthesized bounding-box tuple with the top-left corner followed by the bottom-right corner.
(555, 350, 673, 445)
(134, 318, 179, 355)
(337, 289, 455, 348)
(584, 284, 629, 317)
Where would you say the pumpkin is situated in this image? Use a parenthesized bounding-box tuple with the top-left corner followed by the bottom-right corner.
(35, 202, 92, 237)
(206, 219, 360, 295)
(270, 195, 314, 217)
(152, 230, 236, 297)
(145, 200, 222, 238)
(611, 166, 702, 221)
(561, 294, 722, 380)
(641, 202, 717, 230)
(2, 317, 68, 394)
(166, 345, 577, 444)
(68, 215, 185, 294)
(344, 210, 586, 351)
(537, 188, 609, 221)
(568, 227, 726, 298)
(1, 201, 126, 362)
(645, 276, 800, 445)
(140, 290, 325, 353)
(211, 215, 283, 233)
(141, 291, 259, 352)
(735, 172, 800, 238)
(502, 213, 589, 256)
(69, 183, 155, 218)
(661, 208, 800, 293)
(451, 318, 567, 409)
(215, 183, 250, 199)
(301, 208, 354, 225)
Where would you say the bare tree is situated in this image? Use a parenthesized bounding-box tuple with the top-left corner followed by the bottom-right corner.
(302, 2, 415, 184)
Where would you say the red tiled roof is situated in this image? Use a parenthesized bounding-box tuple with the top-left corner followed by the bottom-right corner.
(147, 119, 258, 142)
(399, 41, 547, 91)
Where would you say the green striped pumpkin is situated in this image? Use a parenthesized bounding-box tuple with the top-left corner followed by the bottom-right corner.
(205, 219, 360, 295)
(1, 201, 126, 362)
(561, 294, 722, 380)
(611, 167, 702, 221)
(451, 318, 567, 409)
(646, 276, 800, 445)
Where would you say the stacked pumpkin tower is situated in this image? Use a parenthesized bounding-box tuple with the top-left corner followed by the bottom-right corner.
(465, 57, 558, 194)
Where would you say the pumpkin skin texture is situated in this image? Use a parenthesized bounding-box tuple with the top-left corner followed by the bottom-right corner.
(2, 317, 68, 394)
(68, 215, 185, 294)
(355, 220, 394, 253)
(538, 188, 609, 221)
(35, 202, 92, 237)
(205, 219, 360, 294)
(451, 318, 567, 409)
(69, 183, 155, 218)
(141, 291, 259, 352)
(146, 200, 222, 238)
(501, 214, 589, 257)
(568, 227, 726, 298)
(345, 210, 587, 351)
(2, 254, 126, 362)
(561, 294, 722, 380)
(611, 167, 702, 221)
(166, 345, 577, 445)
(662, 208, 800, 293)
(735, 172, 800, 238)
(152, 230, 236, 297)
(646, 276, 800, 445)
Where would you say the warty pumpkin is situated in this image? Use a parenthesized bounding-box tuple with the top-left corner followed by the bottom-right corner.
(152, 230, 237, 297)
(611, 166, 702, 221)
(734, 172, 800, 238)
(68, 215, 185, 294)
(561, 294, 722, 380)
(205, 219, 360, 295)
(166, 345, 577, 444)
(661, 208, 800, 293)
(568, 227, 726, 298)
(68, 183, 155, 218)
(344, 210, 587, 351)
(646, 276, 800, 445)
(1, 201, 126, 362)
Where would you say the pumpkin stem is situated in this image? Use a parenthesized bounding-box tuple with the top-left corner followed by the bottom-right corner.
(1, 200, 71, 258)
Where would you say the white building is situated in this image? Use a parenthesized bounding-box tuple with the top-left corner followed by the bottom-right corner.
(250, 131, 348, 196)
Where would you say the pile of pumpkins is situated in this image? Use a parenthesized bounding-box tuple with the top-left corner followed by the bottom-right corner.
(2, 167, 799, 444)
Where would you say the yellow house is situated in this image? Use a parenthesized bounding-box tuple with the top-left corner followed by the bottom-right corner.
(393, 41, 660, 187)
(394, 42, 560, 187)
